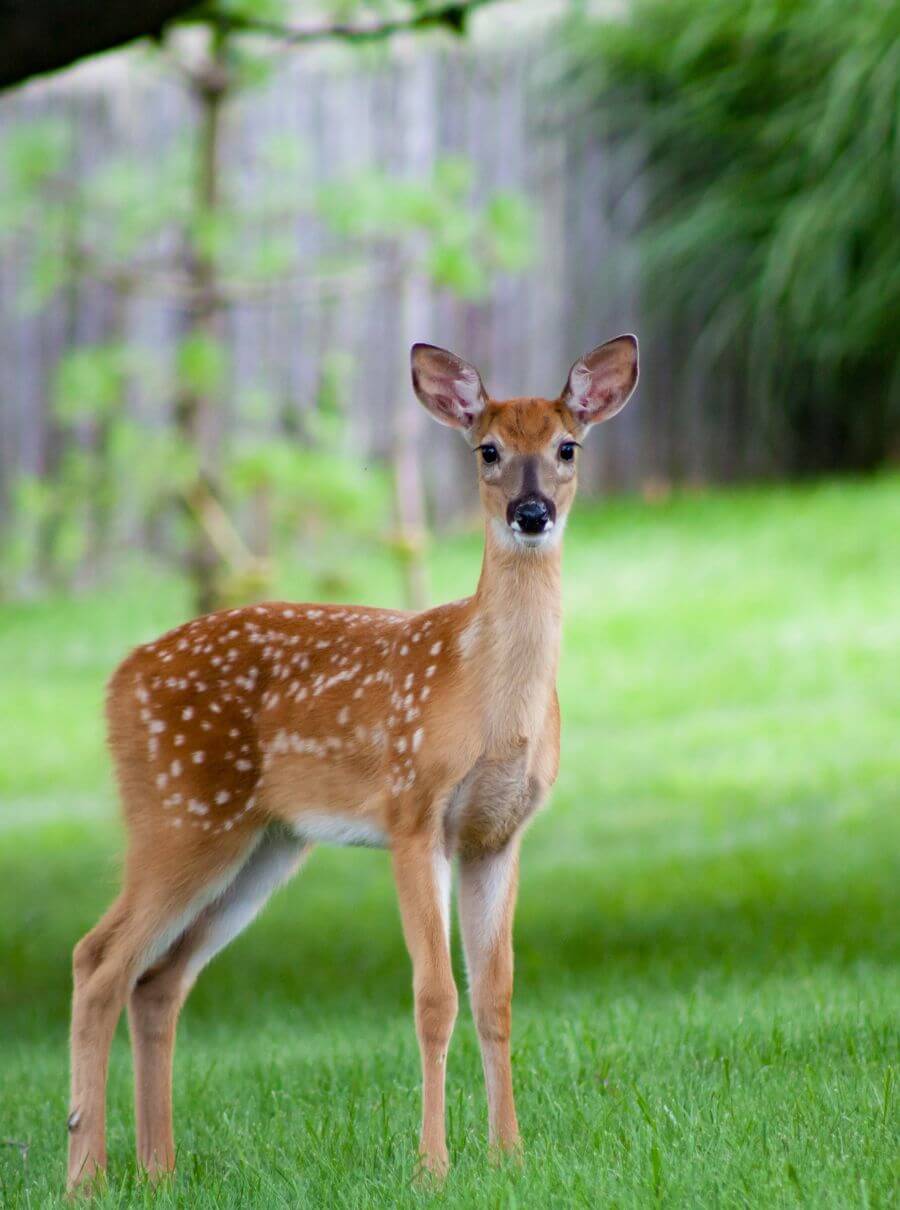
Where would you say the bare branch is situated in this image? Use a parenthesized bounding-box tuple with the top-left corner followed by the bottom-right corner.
(196, 0, 499, 46)
(0, 0, 200, 92)
(0, 0, 498, 92)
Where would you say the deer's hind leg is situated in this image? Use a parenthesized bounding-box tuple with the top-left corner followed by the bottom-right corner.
(67, 821, 275, 1194)
(127, 824, 308, 1178)
(68, 892, 138, 1193)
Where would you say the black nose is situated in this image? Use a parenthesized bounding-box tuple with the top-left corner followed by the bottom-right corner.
(510, 495, 554, 534)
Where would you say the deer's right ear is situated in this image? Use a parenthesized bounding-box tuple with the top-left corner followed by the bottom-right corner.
(410, 343, 488, 431)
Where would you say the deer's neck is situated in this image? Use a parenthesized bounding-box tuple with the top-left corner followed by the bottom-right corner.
(465, 522, 562, 747)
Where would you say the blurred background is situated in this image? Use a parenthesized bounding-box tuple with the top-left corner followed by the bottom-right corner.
(2, 0, 895, 612)
(1, 2, 897, 1206)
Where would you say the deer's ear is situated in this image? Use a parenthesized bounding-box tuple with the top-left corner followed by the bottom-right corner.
(562, 334, 639, 428)
(411, 343, 488, 431)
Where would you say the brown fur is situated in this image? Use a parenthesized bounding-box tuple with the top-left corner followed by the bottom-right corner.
(67, 335, 638, 1192)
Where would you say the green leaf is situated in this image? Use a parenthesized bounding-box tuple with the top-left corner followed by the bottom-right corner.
(434, 155, 474, 198)
(485, 192, 534, 270)
(176, 334, 228, 395)
(246, 235, 296, 280)
(0, 120, 72, 193)
(427, 242, 488, 299)
(52, 346, 127, 423)
(191, 209, 235, 264)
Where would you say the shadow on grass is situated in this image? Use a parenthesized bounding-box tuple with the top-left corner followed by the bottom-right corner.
(3, 818, 896, 1040)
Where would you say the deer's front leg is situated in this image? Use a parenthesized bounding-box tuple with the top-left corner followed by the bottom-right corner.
(458, 838, 521, 1155)
(392, 836, 457, 1177)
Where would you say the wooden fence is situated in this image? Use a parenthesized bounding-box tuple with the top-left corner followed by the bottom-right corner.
(0, 27, 776, 538)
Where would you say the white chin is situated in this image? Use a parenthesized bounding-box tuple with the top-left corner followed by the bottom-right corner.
(513, 529, 552, 548)
(492, 517, 562, 551)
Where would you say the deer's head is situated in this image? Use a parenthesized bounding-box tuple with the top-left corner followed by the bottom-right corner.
(411, 335, 639, 551)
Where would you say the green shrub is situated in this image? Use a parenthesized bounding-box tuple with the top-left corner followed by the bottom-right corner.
(570, 0, 900, 471)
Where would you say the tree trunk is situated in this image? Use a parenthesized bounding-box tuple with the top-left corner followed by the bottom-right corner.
(36, 206, 82, 590)
(392, 52, 434, 612)
(88, 286, 130, 581)
(175, 31, 228, 615)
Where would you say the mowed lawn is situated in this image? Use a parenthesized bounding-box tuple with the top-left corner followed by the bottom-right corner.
(1, 477, 898, 1208)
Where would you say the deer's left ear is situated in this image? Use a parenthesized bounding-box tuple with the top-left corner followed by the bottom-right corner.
(562, 334, 639, 427)
(411, 343, 488, 431)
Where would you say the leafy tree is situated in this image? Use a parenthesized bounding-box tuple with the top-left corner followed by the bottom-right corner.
(0, 9, 533, 608)
(569, 0, 899, 472)
(0, 0, 498, 91)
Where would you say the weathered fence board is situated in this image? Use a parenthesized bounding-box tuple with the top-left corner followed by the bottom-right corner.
(0, 29, 775, 541)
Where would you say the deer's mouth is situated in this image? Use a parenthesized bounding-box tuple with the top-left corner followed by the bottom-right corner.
(493, 514, 560, 551)
(509, 518, 556, 547)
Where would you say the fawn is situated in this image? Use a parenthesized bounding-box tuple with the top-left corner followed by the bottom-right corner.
(67, 334, 639, 1192)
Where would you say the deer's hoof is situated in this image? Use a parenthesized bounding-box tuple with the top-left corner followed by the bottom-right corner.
(415, 1147, 450, 1187)
(489, 1137, 523, 1167)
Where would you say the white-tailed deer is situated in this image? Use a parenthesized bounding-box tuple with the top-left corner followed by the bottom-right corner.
(67, 334, 639, 1192)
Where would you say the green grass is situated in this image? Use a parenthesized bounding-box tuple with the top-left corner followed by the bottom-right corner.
(1, 477, 898, 1208)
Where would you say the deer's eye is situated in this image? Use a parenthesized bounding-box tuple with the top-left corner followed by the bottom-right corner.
(480, 444, 500, 465)
(559, 442, 577, 462)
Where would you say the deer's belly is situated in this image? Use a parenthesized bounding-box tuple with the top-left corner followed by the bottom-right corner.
(445, 751, 548, 855)
(262, 746, 389, 847)
(290, 810, 388, 849)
